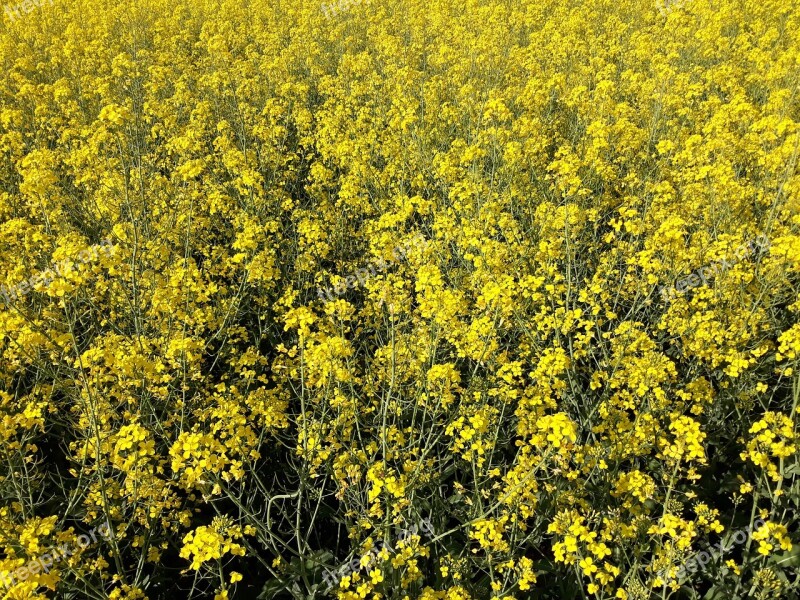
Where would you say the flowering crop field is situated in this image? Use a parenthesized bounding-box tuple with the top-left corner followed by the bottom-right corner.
(1, 0, 799, 598)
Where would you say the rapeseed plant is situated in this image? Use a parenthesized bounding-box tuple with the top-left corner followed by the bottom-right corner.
(0, 0, 798, 598)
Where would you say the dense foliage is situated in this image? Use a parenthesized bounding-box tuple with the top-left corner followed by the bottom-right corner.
(1, 0, 799, 598)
